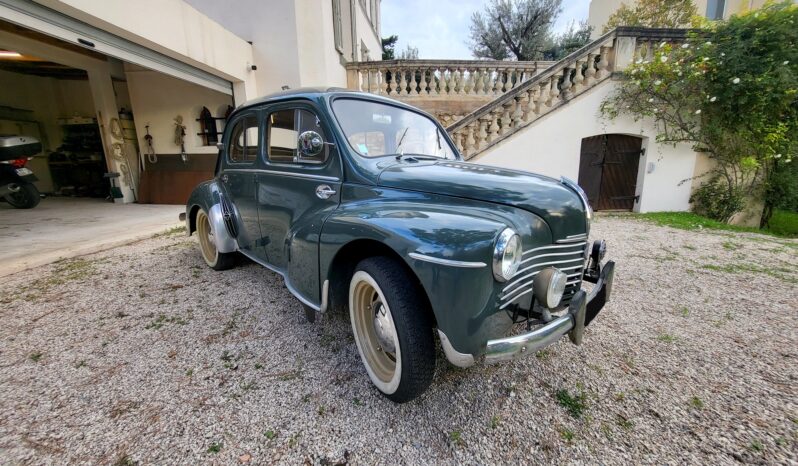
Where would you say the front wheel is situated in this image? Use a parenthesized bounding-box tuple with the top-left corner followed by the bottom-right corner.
(195, 209, 236, 270)
(4, 183, 40, 209)
(349, 257, 435, 403)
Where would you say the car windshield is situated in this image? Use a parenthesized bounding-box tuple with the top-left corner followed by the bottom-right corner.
(332, 98, 457, 160)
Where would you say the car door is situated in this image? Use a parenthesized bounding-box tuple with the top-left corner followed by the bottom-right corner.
(220, 110, 263, 256)
(257, 103, 342, 306)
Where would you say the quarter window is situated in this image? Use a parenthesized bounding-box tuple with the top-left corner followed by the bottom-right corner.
(267, 108, 328, 164)
(228, 116, 259, 163)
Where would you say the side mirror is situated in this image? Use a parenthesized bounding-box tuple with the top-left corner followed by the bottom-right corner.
(297, 131, 324, 158)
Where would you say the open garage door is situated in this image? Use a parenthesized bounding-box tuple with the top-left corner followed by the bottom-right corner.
(0, 0, 232, 95)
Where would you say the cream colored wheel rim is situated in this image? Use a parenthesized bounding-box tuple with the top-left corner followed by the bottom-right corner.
(349, 271, 402, 394)
(196, 210, 218, 267)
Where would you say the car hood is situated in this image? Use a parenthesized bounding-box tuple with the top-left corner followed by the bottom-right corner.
(377, 160, 587, 239)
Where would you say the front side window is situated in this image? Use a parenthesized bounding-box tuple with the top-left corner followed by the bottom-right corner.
(332, 99, 456, 160)
(228, 115, 259, 163)
(267, 108, 328, 164)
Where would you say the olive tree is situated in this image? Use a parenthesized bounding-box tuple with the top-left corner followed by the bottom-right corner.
(468, 0, 562, 60)
(601, 2, 797, 225)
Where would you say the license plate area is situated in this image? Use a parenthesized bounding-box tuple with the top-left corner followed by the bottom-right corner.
(15, 167, 32, 176)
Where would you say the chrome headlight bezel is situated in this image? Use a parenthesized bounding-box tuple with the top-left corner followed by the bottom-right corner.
(492, 228, 522, 282)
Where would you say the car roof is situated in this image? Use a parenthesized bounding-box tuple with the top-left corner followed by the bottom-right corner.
(234, 87, 423, 113)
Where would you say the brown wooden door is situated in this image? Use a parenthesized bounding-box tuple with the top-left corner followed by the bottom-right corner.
(577, 134, 642, 211)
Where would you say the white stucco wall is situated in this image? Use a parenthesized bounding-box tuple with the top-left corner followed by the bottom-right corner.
(475, 80, 698, 213)
(124, 65, 233, 156)
(182, 0, 301, 95)
(34, 0, 256, 101)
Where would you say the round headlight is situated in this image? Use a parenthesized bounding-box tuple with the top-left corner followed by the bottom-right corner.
(493, 228, 522, 282)
(533, 267, 568, 309)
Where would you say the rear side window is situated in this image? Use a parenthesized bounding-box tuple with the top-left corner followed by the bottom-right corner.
(228, 116, 259, 163)
(267, 108, 328, 164)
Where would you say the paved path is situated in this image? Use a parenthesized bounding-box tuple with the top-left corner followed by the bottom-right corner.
(0, 197, 182, 277)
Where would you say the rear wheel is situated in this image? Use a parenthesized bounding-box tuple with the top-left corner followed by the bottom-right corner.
(349, 257, 435, 403)
(196, 209, 236, 270)
(4, 183, 40, 209)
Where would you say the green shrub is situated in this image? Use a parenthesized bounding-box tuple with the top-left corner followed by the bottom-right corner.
(690, 178, 745, 222)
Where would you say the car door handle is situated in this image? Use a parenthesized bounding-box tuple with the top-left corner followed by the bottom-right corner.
(315, 184, 336, 199)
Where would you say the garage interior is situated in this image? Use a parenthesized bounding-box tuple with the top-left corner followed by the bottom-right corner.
(0, 18, 235, 208)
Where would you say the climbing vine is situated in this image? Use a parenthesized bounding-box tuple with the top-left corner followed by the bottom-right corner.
(601, 2, 798, 225)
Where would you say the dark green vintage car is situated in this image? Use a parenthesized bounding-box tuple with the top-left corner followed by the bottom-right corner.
(184, 88, 615, 402)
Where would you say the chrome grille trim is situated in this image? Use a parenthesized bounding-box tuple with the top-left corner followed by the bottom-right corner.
(556, 235, 587, 244)
(520, 248, 586, 264)
(522, 241, 586, 256)
(498, 236, 588, 309)
(503, 258, 584, 291)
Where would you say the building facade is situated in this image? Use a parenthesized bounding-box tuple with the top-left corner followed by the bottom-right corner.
(0, 0, 380, 204)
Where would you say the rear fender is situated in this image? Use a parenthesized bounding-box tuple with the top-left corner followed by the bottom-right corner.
(185, 180, 238, 253)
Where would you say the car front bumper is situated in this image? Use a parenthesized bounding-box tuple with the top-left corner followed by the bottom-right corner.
(483, 260, 615, 363)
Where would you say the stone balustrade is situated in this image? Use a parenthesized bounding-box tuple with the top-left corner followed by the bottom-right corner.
(446, 27, 690, 160)
(346, 60, 554, 98)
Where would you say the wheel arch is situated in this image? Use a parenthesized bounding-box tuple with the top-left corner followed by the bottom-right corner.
(325, 238, 437, 328)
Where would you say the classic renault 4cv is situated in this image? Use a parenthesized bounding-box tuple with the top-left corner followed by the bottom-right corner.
(185, 88, 615, 402)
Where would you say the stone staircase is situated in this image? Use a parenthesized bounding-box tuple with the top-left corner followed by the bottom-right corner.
(345, 59, 554, 126)
(346, 27, 688, 160)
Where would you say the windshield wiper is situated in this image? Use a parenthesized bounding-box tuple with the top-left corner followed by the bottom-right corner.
(395, 127, 410, 160)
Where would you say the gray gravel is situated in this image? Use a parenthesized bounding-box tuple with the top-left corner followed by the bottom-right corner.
(1, 216, 796, 465)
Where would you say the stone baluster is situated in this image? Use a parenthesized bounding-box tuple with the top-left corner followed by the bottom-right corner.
(499, 100, 513, 136)
(486, 110, 500, 143)
(584, 52, 597, 85)
(572, 59, 585, 92)
(473, 69, 485, 95)
(536, 82, 549, 114)
(355, 70, 364, 92)
(596, 46, 611, 79)
(465, 122, 477, 156)
(523, 87, 538, 123)
(476, 116, 489, 149)
(380, 69, 389, 95)
(502, 68, 512, 93)
(546, 74, 560, 106)
(511, 94, 525, 129)
(455, 68, 464, 95)
(398, 69, 408, 96)
(465, 69, 475, 95)
(560, 65, 573, 97)
(430, 68, 439, 95)
(441, 69, 449, 95)
(408, 68, 418, 95)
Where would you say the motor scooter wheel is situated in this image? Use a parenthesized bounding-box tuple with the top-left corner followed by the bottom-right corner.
(4, 183, 40, 209)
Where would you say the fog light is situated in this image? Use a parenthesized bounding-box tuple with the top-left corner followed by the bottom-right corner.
(533, 267, 567, 309)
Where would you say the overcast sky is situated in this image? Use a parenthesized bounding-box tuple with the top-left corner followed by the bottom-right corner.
(381, 0, 591, 59)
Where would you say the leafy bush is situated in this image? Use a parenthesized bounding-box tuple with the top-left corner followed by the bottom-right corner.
(602, 2, 798, 226)
(689, 177, 745, 222)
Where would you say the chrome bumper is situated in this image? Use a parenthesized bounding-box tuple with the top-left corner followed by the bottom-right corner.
(485, 261, 615, 363)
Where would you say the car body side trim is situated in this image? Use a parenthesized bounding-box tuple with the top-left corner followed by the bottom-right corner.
(222, 168, 339, 182)
(238, 249, 321, 311)
(409, 252, 487, 268)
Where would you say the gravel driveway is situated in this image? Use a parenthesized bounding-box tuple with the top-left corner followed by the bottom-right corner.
(1, 216, 796, 465)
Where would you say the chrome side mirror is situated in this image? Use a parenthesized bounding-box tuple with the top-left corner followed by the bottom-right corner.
(297, 131, 324, 158)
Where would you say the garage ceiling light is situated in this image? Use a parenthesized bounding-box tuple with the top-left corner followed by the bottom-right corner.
(0, 50, 23, 58)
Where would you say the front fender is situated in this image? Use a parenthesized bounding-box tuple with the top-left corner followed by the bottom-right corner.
(320, 184, 552, 357)
(185, 179, 237, 254)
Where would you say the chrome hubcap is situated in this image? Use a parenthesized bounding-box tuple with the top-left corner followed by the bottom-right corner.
(372, 301, 397, 354)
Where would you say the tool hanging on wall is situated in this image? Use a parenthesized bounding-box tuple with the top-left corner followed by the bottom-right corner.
(144, 124, 157, 164)
(174, 115, 188, 163)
